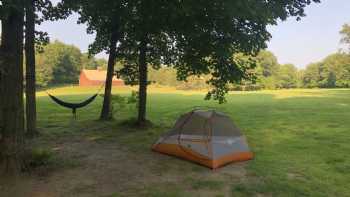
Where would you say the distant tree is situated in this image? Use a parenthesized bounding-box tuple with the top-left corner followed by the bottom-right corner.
(256, 51, 280, 78)
(302, 63, 322, 88)
(96, 58, 108, 70)
(296, 70, 305, 88)
(148, 67, 179, 87)
(79, 55, 108, 70)
(321, 53, 350, 88)
(251, 51, 281, 89)
(301, 53, 350, 88)
(277, 64, 298, 88)
(235, 50, 289, 90)
(36, 40, 82, 86)
(340, 23, 350, 51)
(81, 53, 99, 69)
(148, 67, 211, 90)
(52, 53, 81, 83)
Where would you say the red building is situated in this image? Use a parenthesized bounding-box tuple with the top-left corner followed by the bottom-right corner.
(79, 69, 124, 86)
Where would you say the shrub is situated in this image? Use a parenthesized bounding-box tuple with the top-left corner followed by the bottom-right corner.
(27, 147, 54, 168)
(110, 91, 139, 117)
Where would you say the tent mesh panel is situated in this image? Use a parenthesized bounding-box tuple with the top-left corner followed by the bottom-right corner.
(157, 110, 244, 160)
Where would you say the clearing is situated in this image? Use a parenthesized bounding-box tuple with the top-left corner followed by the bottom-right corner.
(1, 87, 350, 196)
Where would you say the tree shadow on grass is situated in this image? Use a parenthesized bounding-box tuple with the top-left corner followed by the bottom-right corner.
(30, 89, 350, 196)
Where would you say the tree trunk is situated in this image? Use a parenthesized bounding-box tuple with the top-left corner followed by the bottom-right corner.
(25, 0, 38, 137)
(137, 38, 148, 125)
(0, 1, 25, 175)
(100, 30, 118, 120)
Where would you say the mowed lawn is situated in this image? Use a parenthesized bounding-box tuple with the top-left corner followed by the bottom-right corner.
(9, 87, 350, 196)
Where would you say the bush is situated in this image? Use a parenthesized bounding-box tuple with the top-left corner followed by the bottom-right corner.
(27, 147, 54, 168)
(110, 91, 139, 117)
(260, 77, 279, 90)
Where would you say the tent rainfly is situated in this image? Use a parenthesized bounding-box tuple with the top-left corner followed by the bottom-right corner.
(152, 110, 253, 169)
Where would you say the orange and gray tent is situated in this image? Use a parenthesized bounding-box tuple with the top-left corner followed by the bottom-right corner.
(152, 110, 253, 169)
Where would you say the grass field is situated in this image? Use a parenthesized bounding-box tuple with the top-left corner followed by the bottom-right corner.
(2, 87, 350, 197)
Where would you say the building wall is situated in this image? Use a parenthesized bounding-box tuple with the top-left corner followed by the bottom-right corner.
(79, 72, 125, 86)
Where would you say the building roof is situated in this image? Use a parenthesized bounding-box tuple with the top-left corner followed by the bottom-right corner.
(81, 69, 122, 81)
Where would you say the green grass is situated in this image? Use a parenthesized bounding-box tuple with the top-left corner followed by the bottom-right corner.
(185, 177, 225, 190)
(34, 87, 350, 196)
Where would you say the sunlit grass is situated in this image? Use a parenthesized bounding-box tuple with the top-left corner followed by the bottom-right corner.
(34, 86, 350, 196)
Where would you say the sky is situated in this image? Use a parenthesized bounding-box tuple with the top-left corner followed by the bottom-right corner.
(267, 0, 350, 68)
(30, 0, 350, 68)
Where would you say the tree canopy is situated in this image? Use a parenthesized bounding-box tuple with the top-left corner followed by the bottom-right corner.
(62, 0, 320, 101)
(167, 0, 320, 102)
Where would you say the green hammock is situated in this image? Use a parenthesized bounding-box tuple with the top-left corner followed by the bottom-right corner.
(46, 85, 104, 118)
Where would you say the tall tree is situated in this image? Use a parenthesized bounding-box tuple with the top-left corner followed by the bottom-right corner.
(25, 0, 38, 137)
(0, 0, 25, 174)
(118, 0, 173, 125)
(63, 0, 131, 120)
(24, 0, 52, 136)
(100, 29, 118, 120)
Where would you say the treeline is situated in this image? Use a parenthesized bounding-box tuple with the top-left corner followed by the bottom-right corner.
(38, 41, 350, 90)
(35, 40, 107, 87)
(148, 50, 350, 90)
(241, 51, 350, 90)
(302, 53, 350, 88)
(148, 67, 210, 90)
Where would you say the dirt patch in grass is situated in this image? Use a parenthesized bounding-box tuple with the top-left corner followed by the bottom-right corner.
(0, 129, 249, 197)
(7, 88, 350, 196)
